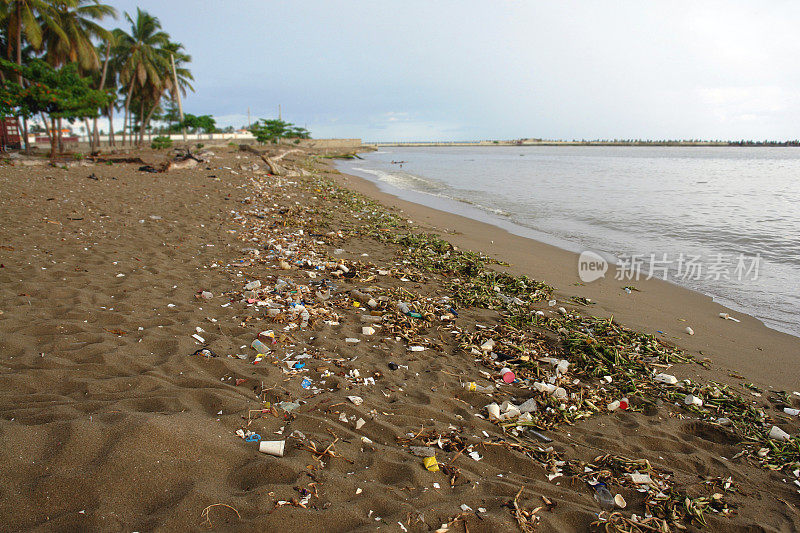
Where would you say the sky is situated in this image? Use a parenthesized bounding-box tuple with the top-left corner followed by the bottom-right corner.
(93, 0, 800, 142)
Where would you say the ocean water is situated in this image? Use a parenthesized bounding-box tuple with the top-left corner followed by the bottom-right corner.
(336, 146, 800, 338)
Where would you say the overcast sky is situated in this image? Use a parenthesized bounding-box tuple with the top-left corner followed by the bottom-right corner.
(99, 0, 800, 141)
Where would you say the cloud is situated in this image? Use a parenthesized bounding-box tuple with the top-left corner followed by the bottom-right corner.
(696, 86, 800, 123)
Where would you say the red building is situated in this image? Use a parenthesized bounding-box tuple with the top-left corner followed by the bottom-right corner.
(0, 117, 21, 150)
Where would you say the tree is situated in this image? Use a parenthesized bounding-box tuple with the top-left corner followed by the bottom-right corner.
(176, 112, 214, 133)
(39, 0, 116, 152)
(40, 0, 116, 71)
(0, 57, 113, 158)
(249, 118, 310, 144)
(112, 8, 169, 146)
(4, 0, 68, 150)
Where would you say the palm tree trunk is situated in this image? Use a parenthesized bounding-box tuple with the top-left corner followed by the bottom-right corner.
(15, 13, 29, 152)
(84, 118, 93, 153)
(49, 116, 57, 159)
(123, 82, 134, 147)
(39, 113, 52, 145)
(92, 42, 112, 149)
(138, 100, 145, 145)
(142, 104, 158, 145)
(108, 105, 115, 146)
(57, 118, 64, 154)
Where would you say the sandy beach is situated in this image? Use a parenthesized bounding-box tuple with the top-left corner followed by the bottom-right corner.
(0, 146, 798, 532)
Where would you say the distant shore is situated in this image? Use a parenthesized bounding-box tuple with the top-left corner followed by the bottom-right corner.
(367, 140, 800, 147)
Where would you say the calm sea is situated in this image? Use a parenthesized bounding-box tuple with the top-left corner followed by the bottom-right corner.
(337, 146, 800, 338)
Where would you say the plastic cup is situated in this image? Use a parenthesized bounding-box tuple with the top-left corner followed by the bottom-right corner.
(769, 425, 790, 442)
(684, 394, 703, 407)
(500, 367, 515, 383)
(259, 440, 286, 457)
(423, 456, 439, 472)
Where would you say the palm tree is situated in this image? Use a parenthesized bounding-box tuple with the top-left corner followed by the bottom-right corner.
(4, 0, 67, 150)
(112, 8, 169, 145)
(164, 41, 193, 98)
(39, 0, 116, 152)
(5, 0, 64, 62)
(40, 0, 116, 71)
(91, 34, 114, 148)
(136, 40, 193, 144)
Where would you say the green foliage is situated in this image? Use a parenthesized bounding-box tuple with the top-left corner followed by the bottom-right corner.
(0, 58, 113, 121)
(249, 118, 310, 144)
(150, 135, 172, 149)
(173, 113, 215, 133)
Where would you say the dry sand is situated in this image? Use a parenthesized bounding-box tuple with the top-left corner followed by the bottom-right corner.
(0, 147, 797, 531)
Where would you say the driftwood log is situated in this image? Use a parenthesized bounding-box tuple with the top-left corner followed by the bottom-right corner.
(160, 148, 205, 172)
(238, 145, 304, 176)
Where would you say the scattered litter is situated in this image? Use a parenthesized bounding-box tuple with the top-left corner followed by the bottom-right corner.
(259, 440, 286, 457)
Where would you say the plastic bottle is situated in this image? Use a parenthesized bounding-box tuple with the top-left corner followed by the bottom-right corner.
(244, 280, 261, 291)
(593, 483, 615, 509)
(251, 339, 270, 353)
(463, 382, 495, 393)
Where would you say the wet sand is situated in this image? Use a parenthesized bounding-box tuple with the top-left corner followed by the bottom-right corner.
(330, 168, 800, 391)
(0, 146, 797, 531)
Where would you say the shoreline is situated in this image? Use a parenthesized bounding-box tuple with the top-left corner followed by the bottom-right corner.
(340, 159, 796, 339)
(366, 141, 800, 147)
(326, 160, 800, 391)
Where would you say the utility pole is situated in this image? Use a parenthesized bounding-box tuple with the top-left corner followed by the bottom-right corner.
(170, 53, 187, 143)
(278, 104, 281, 120)
(247, 107, 251, 129)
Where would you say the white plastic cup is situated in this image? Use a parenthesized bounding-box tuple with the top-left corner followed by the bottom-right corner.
(534, 382, 557, 394)
(486, 403, 501, 420)
(769, 425, 790, 442)
(684, 394, 703, 407)
(655, 373, 678, 385)
(518, 398, 538, 413)
(259, 440, 286, 457)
